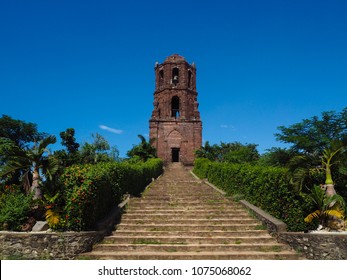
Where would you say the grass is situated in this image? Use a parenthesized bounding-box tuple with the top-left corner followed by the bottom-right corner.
(207, 199, 221, 204)
(168, 202, 179, 207)
(232, 193, 244, 202)
(166, 248, 178, 252)
(132, 239, 187, 245)
(258, 245, 283, 253)
(255, 224, 267, 230)
(234, 239, 242, 245)
(133, 239, 163, 245)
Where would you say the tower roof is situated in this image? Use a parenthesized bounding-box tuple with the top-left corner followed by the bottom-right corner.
(164, 54, 186, 63)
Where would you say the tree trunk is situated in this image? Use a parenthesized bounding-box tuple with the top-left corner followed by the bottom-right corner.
(30, 166, 42, 199)
(325, 164, 336, 206)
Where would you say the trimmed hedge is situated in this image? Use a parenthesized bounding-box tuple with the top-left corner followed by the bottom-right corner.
(61, 158, 163, 231)
(193, 158, 312, 231)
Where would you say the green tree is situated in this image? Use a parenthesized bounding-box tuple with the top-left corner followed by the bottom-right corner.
(60, 128, 79, 154)
(258, 147, 297, 167)
(0, 135, 58, 199)
(195, 141, 221, 161)
(275, 108, 347, 199)
(221, 142, 259, 164)
(275, 108, 347, 155)
(127, 135, 157, 162)
(288, 139, 347, 196)
(79, 133, 118, 164)
(0, 115, 46, 187)
(54, 128, 80, 167)
(0, 115, 45, 148)
(195, 141, 259, 164)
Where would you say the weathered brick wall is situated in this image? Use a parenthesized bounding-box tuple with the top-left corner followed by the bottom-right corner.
(150, 54, 202, 165)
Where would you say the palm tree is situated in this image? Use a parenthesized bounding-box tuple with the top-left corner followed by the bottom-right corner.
(289, 139, 346, 197)
(127, 134, 157, 161)
(0, 135, 58, 199)
(304, 185, 345, 227)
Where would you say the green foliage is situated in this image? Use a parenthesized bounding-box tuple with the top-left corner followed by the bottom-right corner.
(275, 108, 347, 155)
(60, 158, 163, 231)
(0, 114, 45, 149)
(258, 147, 296, 167)
(60, 128, 79, 154)
(0, 135, 58, 199)
(127, 135, 157, 162)
(304, 185, 345, 225)
(193, 158, 311, 231)
(0, 189, 32, 231)
(195, 141, 259, 164)
(79, 133, 119, 164)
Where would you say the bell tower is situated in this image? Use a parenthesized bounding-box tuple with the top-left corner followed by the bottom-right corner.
(149, 54, 202, 165)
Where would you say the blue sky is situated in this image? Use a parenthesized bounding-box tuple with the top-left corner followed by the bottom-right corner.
(1, 0, 347, 157)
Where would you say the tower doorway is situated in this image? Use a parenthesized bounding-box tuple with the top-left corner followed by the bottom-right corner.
(172, 148, 180, 162)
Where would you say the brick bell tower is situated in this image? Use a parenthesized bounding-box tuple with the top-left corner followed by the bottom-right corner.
(149, 54, 202, 165)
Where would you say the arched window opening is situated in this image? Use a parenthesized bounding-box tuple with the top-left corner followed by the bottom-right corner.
(188, 70, 192, 88)
(171, 96, 180, 118)
(159, 69, 164, 86)
(172, 67, 179, 85)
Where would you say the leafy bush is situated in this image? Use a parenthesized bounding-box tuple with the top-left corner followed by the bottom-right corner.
(60, 158, 163, 231)
(193, 158, 313, 231)
(0, 189, 32, 231)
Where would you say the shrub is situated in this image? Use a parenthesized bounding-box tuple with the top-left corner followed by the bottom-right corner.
(0, 189, 32, 231)
(60, 158, 163, 231)
(193, 158, 312, 231)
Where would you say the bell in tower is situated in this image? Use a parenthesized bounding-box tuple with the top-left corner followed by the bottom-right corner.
(149, 54, 202, 165)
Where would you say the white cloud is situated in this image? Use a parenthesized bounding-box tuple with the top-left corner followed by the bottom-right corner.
(220, 124, 235, 129)
(99, 125, 123, 134)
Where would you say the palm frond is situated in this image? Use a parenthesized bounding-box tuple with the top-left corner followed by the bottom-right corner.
(304, 210, 321, 223)
(323, 209, 344, 220)
(38, 135, 57, 154)
(42, 156, 59, 180)
(45, 209, 61, 227)
(0, 160, 31, 177)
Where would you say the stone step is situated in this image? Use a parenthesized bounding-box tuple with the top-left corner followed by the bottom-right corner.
(120, 218, 259, 225)
(112, 230, 271, 238)
(128, 203, 245, 212)
(128, 201, 236, 206)
(102, 236, 276, 244)
(122, 213, 252, 219)
(93, 243, 289, 253)
(125, 208, 248, 213)
(82, 251, 300, 260)
(116, 223, 262, 231)
(131, 196, 231, 202)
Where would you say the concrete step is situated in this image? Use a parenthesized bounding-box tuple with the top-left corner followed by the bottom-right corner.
(82, 251, 300, 260)
(120, 218, 259, 225)
(121, 214, 252, 220)
(112, 230, 271, 238)
(101, 236, 276, 244)
(116, 223, 262, 231)
(126, 206, 247, 211)
(124, 208, 248, 214)
(93, 243, 290, 253)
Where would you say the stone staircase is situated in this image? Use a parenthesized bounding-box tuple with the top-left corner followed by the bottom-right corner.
(82, 163, 301, 260)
